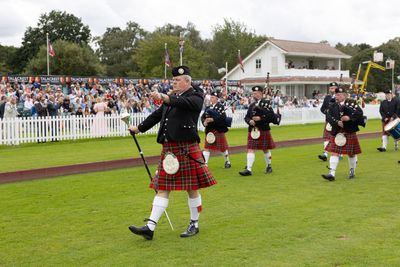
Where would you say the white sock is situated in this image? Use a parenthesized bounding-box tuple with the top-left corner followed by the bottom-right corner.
(246, 152, 255, 171)
(203, 151, 210, 164)
(323, 141, 329, 155)
(188, 195, 202, 227)
(264, 150, 271, 165)
(348, 156, 357, 172)
(395, 141, 399, 148)
(382, 135, 388, 149)
(329, 156, 339, 176)
(147, 196, 169, 231)
(223, 150, 230, 163)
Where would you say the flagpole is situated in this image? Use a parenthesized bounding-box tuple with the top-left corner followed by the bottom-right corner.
(238, 49, 241, 79)
(46, 33, 50, 76)
(164, 43, 167, 80)
(225, 61, 228, 96)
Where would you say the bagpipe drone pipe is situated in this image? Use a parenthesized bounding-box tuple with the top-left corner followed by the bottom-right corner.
(253, 99, 281, 125)
(204, 105, 232, 128)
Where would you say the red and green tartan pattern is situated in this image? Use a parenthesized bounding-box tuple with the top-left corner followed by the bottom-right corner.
(247, 130, 276, 150)
(151, 141, 217, 191)
(204, 131, 229, 152)
(326, 131, 361, 155)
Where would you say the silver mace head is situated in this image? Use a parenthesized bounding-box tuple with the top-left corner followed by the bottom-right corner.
(120, 112, 131, 127)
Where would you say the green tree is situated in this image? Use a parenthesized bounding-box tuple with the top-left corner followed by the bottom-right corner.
(133, 33, 209, 79)
(0, 44, 17, 74)
(24, 40, 105, 76)
(10, 10, 91, 73)
(154, 22, 208, 50)
(94, 21, 147, 76)
(336, 42, 372, 71)
(345, 39, 400, 92)
(208, 19, 267, 78)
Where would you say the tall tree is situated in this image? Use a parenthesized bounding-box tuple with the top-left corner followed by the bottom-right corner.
(24, 40, 105, 76)
(132, 33, 209, 79)
(0, 44, 17, 74)
(154, 22, 208, 50)
(94, 21, 147, 76)
(335, 42, 372, 71)
(208, 19, 266, 78)
(10, 10, 91, 73)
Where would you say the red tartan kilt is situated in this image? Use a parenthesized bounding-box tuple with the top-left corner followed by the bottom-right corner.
(247, 130, 276, 150)
(151, 141, 217, 191)
(204, 131, 229, 151)
(382, 121, 390, 136)
(326, 131, 361, 155)
(322, 123, 332, 140)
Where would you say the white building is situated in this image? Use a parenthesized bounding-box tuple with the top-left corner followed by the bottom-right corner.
(225, 39, 352, 98)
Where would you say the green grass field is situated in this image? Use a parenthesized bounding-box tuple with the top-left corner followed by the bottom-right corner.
(0, 119, 383, 172)
(1, 137, 400, 266)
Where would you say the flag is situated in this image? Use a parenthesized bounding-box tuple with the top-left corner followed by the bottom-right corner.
(48, 42, 56, 57)
(165, 48, 172, 67)
(238, 51, 244, 73)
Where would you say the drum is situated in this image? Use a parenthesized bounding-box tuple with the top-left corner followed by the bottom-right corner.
(334, 133, 347, 147)
(384, 118, 400, 140)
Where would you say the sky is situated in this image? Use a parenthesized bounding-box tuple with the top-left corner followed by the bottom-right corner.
(1, 0, 399, 48)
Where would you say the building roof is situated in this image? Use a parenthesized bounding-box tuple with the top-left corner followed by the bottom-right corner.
(269, 39, 351, 58)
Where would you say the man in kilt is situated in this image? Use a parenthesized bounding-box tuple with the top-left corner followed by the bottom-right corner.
(239, 86, 280, 176)
(128, 66, 216, 240)
(377, 90, 399, 152)
(201, 91, 231, 168)
(322, 87, 365, 181)
(318, 82, 338, 161)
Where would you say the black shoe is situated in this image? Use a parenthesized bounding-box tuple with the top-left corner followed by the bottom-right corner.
(321, 174, 335, 181)
(180, 220, 199, 238)
(318, 155, 328, 161)
(128, 224, 154, 240)
(266, 165, 272, 173)
(348, 168, 355, 179)
(377, 147, 386, 152)
(239, 169, 252, 176)
(224, 161, 231, 168)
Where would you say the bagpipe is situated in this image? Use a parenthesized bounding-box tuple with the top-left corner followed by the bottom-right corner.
(263, 72, 281, 125)
(204, 104, 232, 128)
(253, 98, 281, 125)
(342, 98, 367, 128)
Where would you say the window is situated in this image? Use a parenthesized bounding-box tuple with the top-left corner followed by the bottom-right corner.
(256, 59, 262, 73)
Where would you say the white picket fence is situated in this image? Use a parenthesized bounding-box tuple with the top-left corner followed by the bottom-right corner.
(0, 105, 380, 145)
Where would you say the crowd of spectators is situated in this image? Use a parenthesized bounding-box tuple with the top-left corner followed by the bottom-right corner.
(1, 79, 384, 120)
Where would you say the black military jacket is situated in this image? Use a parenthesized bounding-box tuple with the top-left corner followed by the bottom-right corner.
(326, 99, 364, 135)
(379, 99, 398, 121)
(201, 102, 228, 133)
(320, 94, 335, 120)
(138, 87, 204, 144)
(244, 100, 279, 132)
